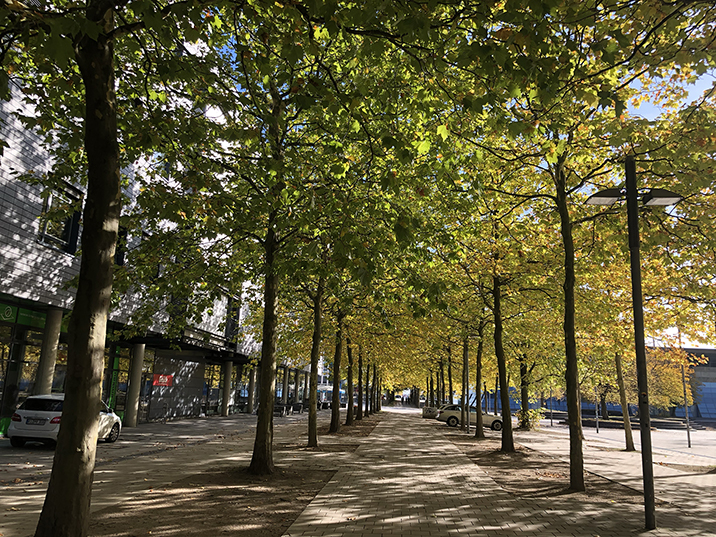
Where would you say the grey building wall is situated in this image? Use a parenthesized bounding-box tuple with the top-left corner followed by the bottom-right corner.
(0, 94, 80, 309)
(2, 90, 259, 422)
(195, 295, 229, 336)
(148, 353, 205, 420)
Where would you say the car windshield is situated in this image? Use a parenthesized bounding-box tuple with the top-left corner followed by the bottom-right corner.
(21, 399, 63, 412)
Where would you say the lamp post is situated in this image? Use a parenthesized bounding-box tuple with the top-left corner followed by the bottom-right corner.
(586, 155, 683, 531)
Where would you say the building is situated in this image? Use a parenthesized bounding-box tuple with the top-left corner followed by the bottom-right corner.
(0, 88, 268, 435)
(677, 347, 716, 420)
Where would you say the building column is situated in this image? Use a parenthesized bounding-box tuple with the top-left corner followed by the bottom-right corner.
(247, 367, 256, 414)
(281, 366, 289, 404)
(124, 343, 145, 428)
(288, 368, 294, 403)
(34, 308, 63, 395)
(290, 368, 297, 403)
(221, 360, 233, 416)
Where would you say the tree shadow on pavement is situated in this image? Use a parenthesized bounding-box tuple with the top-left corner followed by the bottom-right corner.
(450, 435, 649, 504)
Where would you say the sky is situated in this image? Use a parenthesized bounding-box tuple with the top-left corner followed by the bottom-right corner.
(628, 71, 716, 121)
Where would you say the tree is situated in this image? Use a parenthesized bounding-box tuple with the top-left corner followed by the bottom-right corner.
(1, 2, 216, 534)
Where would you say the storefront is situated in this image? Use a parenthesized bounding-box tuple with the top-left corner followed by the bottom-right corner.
(0, 298, 256, 434)
(0, 301, 67, 435)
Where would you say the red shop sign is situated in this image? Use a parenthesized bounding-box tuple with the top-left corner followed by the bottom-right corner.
(153, 374, 173, 387)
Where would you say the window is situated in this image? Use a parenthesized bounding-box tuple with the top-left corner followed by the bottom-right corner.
(20, 398, 63, 412)
(225, 297, 241, 342)
(38, 186, 82, 254)
(115, 227, 128, 266)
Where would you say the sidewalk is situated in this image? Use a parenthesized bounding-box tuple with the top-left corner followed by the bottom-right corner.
(3, 407, 714, 537)
(517, 424, 716, 522)
(283, 407, 715, 537)
(0, 409, 322, 537)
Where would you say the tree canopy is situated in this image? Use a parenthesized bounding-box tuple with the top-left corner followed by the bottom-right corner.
(2, 0, 716, 534)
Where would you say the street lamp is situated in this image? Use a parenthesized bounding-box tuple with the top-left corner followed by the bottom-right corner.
(586, 155, 683, 531)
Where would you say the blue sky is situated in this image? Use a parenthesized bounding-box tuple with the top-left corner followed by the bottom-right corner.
(628, 71, 716, 120)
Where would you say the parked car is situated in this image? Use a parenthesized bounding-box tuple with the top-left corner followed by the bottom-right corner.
(436, 404, 503, 431)
(7, 394, 121, 447)
(422, 406, 439, 418)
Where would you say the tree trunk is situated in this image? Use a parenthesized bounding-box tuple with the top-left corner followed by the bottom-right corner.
(307, 276, 324, 448)
(600, 392, 610, 420)
(554, 162, 585, 491)
(429, 372, 434, 408)
(365, 361, 371, 415)
(439, 360, 445, 404)
(461, 336, 468, 430)
(474, 323, 485, 439)
(615, 353, 635, 451)
(494, 374, 498, 415)
(377, 372, 382, 410)
(345, 335, 354, 426)
(34, 11, 120, 537)
(356, 346, 363, 420)
(248, 224, 280, 474)
(483, 382, 488, 414)
(493, 275, 515, 452)
(447, 344, 453, 404)
(329, 312, 344, 433)
(372, 364, 378, 412)
(519, 353, 530, 429)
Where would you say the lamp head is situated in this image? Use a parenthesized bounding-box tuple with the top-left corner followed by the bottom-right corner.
(642, 188, 683, 206)
(586, 188, 624, 205)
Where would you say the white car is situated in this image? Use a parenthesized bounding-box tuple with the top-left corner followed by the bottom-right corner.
(436, 404, 503, 431)
(7, 394, 121, 447)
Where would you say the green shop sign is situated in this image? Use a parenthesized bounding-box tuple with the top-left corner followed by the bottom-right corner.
(0, 303, 17, 323)
(17, 309, 46, 329)
(0, 302, 47, 329)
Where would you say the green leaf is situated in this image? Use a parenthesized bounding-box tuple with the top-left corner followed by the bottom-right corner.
(394, 220, 413, 245)
(416, 139, 431, 154)
(437, 124, 449, 141)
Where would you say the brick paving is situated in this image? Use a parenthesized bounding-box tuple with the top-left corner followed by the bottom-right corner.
(284, 407, 716, 537)
(3, 406, 714, 537)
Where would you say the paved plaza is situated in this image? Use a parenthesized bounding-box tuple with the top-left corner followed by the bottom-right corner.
(1, 407, 715, 537)
(284, 408, 715, 537)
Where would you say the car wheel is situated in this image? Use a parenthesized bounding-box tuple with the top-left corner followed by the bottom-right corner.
(447, 416, 459, 427)
(105, 423, 120, 443)
(10, 436, 25, 448)
(491, 420, 503, 431)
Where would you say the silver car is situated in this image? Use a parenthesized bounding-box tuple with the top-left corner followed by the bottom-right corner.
(7, 394, 121, 447)
(436, 404, 503, 430)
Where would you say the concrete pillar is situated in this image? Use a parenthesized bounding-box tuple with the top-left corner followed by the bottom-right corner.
(221, 360, 233, 416)
(281, 366, 289, 404)
(34, 308, 63, 395)
(124, 343, 145, 427)
(247, 367, 256, 413)
(289, 368, 295, 403)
